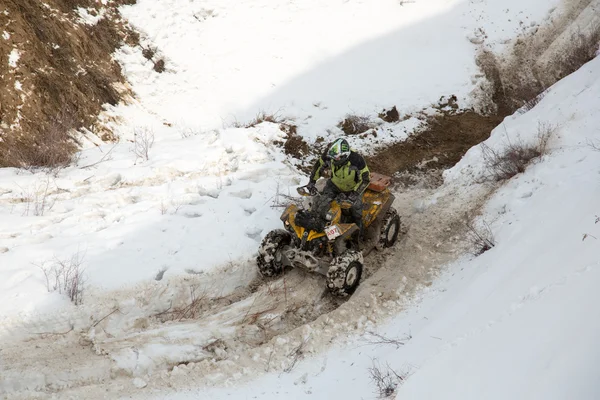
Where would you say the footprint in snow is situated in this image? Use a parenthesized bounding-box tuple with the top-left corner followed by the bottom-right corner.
(197, 186, 220, 199)
(243, 207, 256, 216)
(229, 189, 253, 199)
(245, 228, 262, 241)
(183, 212, 202, 218)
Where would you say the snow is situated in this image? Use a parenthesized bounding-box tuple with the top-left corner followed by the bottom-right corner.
(1, 0, 564, 323)
(1, 0, 597, 397)
(116, 0, 561, 143)
(155, 56, 600, 400)
(76, 7, 106, 26)
(8, 48, 19, 68)
(0, 124, 295, 319)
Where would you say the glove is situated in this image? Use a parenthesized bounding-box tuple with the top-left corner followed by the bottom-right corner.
(347, 191, 359, 203)
(306, 181, 318, 195)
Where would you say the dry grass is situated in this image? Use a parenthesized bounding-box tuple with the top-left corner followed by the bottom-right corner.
(338, 114, 377, 135)
(243, 111, 286, 128)
(0, 109, 78, 169)
(0, 0, 136, 168)
(156, 285, 210, 322)
(481, 122, 555, 181)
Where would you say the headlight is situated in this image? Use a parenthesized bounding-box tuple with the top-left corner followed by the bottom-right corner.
(325, 211, 334, 221)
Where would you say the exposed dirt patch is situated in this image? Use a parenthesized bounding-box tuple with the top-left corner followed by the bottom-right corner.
(275, 123, 311, 171)
(0, 0, 138, 167)
(378, 105, 400, 123)
(367, 110, 504, 177)
(338, 114, 378, 135)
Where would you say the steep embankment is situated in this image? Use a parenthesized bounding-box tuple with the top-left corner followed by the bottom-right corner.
(0, 0, 137, 167)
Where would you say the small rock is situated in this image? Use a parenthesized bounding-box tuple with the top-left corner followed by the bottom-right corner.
(0, 247, 8, 253)
(133, 378, 147, 389)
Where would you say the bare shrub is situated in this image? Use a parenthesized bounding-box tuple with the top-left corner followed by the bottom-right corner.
(80, 143, 117, 169)
(481, 142, 538, 181)
(132, 127, 155, 162)
(180, 127, 200, 139)
(283, 336, 310, 373)
(37, 253, 86, 305)
(338, 114, 377, 135)
(153, 58, 166, 73)
(18, 176, 57, 217)
(368, 360, 411, 398)
(156, 285, 209, 322)
(362, 331, 412, 349)
(465, 216, 496, 256)
(141, 46, 156, 60)
(586, 138, 600, 152)
(270, 181, 303, 209)
(481, 122, 555, 181)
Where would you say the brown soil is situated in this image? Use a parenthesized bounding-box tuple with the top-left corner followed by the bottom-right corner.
(366, 110, 505, 177)
(0, 0, 139, 167)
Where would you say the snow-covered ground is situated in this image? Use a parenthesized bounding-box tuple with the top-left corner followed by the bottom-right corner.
(151, 51, 600, 400)
(0, 0, 563, 322)
(1, 0, 598, 397)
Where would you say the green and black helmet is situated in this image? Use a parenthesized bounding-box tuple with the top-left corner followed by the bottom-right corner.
(328, 138, 351, 166)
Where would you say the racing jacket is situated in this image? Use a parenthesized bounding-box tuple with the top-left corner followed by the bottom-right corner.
(309, 150, 370, 193)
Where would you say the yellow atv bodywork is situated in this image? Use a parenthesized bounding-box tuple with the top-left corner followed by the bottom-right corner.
(281, 187, 393, 245)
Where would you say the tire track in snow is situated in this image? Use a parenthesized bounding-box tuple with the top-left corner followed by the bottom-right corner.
(1, 178, 494, 399)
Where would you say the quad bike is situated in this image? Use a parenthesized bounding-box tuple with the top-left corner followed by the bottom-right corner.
(256, 172, 401, 296)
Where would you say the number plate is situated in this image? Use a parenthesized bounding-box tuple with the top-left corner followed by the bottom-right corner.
(325, 225, 342, 240)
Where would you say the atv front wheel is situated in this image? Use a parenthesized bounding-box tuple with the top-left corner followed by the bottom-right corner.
(379, 207, 400, 248)
(257, 230, 291, 277)
(326, 250, 363, 297)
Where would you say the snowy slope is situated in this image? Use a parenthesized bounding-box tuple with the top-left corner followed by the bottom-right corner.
(0, 0, 561, 322)
(114, 0, 562, 142)
(0, 0, 590, 397)
(156, 55, 600, 400)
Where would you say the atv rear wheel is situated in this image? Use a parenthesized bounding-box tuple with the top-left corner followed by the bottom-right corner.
(379, 207, 400, 248)
(326, 250, 363, 297)
(257, 230, 291, 277)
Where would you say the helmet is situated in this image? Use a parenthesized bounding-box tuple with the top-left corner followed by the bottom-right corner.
(328, 138, 351, 166)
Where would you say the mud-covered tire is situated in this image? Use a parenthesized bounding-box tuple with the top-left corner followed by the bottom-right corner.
(326, 250, 363, 297)
(257, 230, 291, 277)
(379, 207, 400, 248)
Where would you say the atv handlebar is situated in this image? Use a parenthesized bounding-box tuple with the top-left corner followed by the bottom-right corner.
(297, 185, 318, 196)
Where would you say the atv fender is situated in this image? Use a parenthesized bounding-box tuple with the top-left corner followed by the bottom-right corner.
(377, 194, 395, 222)
(333, 223, 359, 255)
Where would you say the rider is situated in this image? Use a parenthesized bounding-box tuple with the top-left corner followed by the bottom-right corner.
(306, 138, 371, 235)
